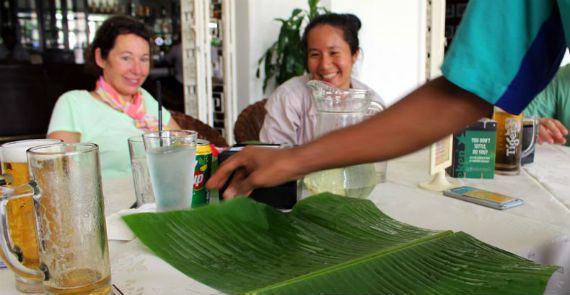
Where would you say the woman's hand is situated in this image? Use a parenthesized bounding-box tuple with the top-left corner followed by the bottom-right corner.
(47, 131, 80, 142)
(537, 118, 568, 145)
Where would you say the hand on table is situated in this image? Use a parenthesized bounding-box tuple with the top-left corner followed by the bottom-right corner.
(206, 146, 304, 199)
(538, 118, 568, 145)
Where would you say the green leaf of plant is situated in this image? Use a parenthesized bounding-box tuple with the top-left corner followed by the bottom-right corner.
(291, 8, 303, 18)
(263, 48, 275, 90)
(308, 0, 319, 20)
(123, 194, 557, 295)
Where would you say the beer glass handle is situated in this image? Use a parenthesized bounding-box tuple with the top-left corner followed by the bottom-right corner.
(522, 118, 538, 158)
(0, 174, 13, 186)
(0, 183, 44, 280)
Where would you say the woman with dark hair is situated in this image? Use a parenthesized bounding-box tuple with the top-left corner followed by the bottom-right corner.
(47, 15, 180, 177)
(259, 13, 385, 145)
(209, 1, 568, 199)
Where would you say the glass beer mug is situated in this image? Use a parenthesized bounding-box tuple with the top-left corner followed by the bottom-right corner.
(0, 139, 61, 293)
(0, 143, 112, 295)
(493, 107, 538, 175)
(303, 80, 385, 198)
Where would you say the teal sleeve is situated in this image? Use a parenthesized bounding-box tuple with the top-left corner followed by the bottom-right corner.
(524, 64, 570, 119)
(523, 80, 559, 118)
(557, 0, 570, 44)
(442, 0, 565, 114)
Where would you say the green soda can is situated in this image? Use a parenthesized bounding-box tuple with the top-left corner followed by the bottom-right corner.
(192, 139, 212, 207)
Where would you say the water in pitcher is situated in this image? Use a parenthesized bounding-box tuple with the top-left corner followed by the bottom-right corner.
(304, 80, 384, 199)
(304, 164, 379, 198)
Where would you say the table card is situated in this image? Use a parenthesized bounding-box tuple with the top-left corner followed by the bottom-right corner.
(448, 119, 497, 178)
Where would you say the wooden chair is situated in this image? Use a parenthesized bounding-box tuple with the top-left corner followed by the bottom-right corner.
(233, 98, 268, 143)
(170, 111, 229, 147)
(143, 77, 185, 113)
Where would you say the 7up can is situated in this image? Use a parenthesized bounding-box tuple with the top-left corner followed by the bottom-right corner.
(192, 139, 212, 207)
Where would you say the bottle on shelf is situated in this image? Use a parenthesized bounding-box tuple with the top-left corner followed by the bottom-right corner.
(88, 0, 97, 14)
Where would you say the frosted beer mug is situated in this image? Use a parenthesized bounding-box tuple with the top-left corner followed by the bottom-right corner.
(0, 139, 61, 293)
(493, 108, 537, 175)
(0, 143, 112, 295)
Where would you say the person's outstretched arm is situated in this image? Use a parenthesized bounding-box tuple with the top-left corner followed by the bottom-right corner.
(207, 77, 493, 198)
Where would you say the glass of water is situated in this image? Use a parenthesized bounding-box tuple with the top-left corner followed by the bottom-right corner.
(143, 130, 197, 212)
(128, 135, 155, 207)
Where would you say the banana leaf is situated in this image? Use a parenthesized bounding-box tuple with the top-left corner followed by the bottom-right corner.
(122, 193, 558, 295)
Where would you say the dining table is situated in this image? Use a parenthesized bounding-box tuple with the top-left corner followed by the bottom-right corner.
(1, 144, 570, 295)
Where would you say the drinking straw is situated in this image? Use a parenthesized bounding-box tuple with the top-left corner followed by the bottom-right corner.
(156, 80, 164, 147)
(157, 80, 163, 133)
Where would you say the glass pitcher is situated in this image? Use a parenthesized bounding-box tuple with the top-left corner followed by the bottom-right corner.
(0, 143, 112, 295)
(303, 80, 385, 198)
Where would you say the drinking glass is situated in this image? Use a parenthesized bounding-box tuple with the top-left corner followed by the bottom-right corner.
(493, 108, 538, 175)
(143, 130, 197, 211)
(0, 138, 60, 293)
(521, 117, 539, 166)
(0, 142, 112, 295)
(128, 135, 155, 207)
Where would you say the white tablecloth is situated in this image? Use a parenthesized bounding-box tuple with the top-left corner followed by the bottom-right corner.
(374, 146, 570, 257)
(2, 145, 570, 294)
(524, 144, 570, 209)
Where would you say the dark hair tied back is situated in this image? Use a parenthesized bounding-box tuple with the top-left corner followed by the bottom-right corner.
(301, 13, 362, 58)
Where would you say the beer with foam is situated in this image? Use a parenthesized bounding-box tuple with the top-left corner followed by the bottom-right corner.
(0, 139, 60, 293)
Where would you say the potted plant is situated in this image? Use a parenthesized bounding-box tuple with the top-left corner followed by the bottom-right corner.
(256, 0, 328, 92)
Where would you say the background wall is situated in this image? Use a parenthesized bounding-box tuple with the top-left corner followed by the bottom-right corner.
(329, 0, 425, 106)
(235, 0, 320, 113)
(234, 0, 426, 113)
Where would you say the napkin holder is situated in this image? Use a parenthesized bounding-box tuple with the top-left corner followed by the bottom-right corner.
(218, 143, 298, 209)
